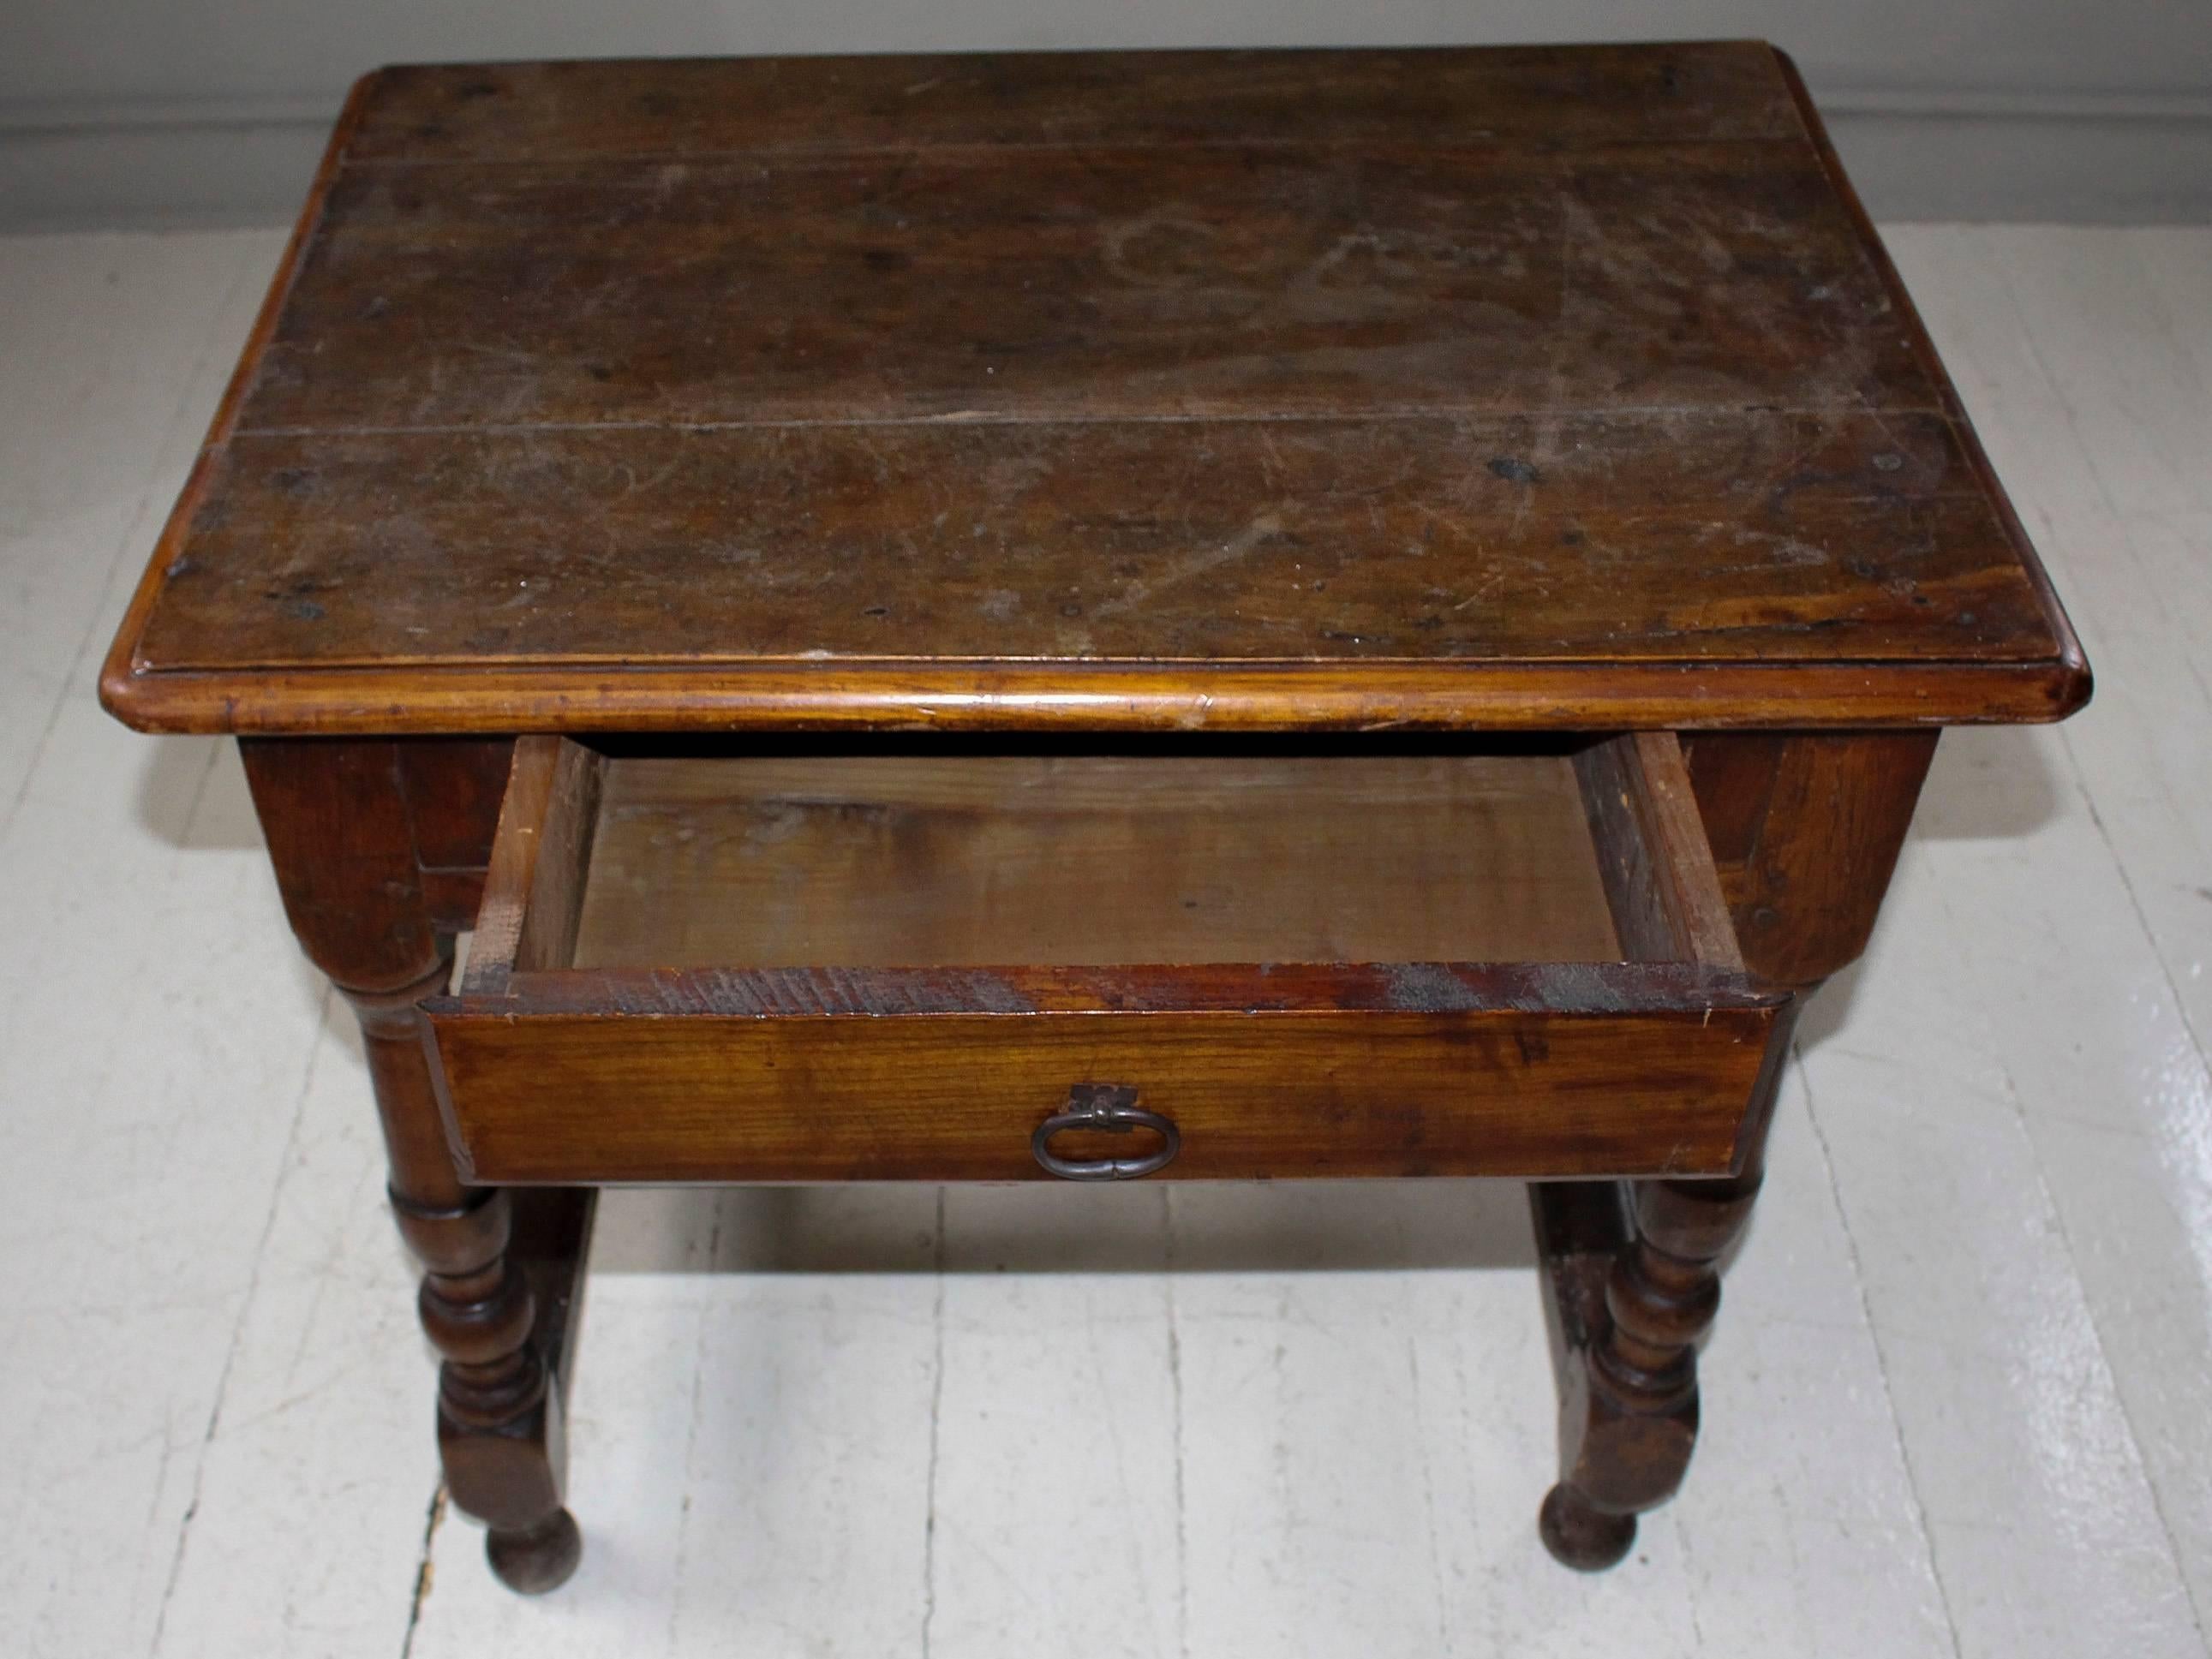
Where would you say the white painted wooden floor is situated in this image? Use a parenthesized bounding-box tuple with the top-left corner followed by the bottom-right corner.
(3, 224, 2209, 1659)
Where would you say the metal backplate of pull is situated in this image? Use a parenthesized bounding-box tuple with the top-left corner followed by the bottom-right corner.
(1031, 1083, 1181, 1181)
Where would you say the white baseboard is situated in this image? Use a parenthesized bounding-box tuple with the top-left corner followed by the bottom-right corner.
(1817, 86, 2212, 223)
(2, 83, 2206, 231)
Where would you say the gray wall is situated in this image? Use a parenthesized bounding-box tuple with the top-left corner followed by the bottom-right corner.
(3, 1, 2209, 229)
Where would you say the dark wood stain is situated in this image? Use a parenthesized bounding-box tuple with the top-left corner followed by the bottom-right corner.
(140, 411, 2050, 671)
(99, 42, 2088, 736)
(423, 731, 1786, 1185)
(109, 47, 2094, 1590)
(478, 959, 1774, 1019)
(242, 142, 1917, 433)
(346, 47, 1804, 165)
(240, 736, 581, 1590)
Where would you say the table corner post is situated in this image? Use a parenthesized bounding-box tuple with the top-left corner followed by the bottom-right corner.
(239, 735, 586, 1595)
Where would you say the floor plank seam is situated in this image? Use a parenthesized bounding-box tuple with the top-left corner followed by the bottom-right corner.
(145, 983, 337, 1659)
(1985, 234, 2132, 526)
(1920, 229, 2212, 1647)
(1402, 1313, 1456, 1657)
(1163, 1190, 1192, 1659)
(1795, 1041, 1969, 1659)
(2106, 508, 2212, 717)
(2128, 228, 2212, 395)
(1678, 1511, 1712, 1653)
(2, 239, 256, 842)
(2017, 738, 2212, 1647)
(2057, 725, 2212, 1088)
(919, 1187, 948, 1659)
(661, 1208, 725, 1656)
(395, 1484, 446, 1659)
(175, 735, 224, 844)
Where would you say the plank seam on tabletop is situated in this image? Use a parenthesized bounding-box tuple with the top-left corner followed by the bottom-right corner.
(227, 403, 1953, 439)
(146, 983, 339, 1659)
(1795, 1042, 1968, 1659)
(1, 236, 260, 840)
(919, 1187, 948, 1659)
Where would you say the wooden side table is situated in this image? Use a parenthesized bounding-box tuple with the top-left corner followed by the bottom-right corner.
(99, 43, 2089, 1595)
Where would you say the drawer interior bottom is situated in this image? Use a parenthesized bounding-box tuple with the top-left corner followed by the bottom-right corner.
(569, 749, 1625, 970)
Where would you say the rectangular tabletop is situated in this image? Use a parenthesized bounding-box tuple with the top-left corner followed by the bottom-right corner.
(100, 42, 2088, 735)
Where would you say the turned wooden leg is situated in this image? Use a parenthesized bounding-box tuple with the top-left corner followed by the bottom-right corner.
(1530, 730, 1939, 1568)
(1533, 994, 1798, 1571)
(1534, 1172, 1761, 1569)
(242, 737, 587, 1594)
(350, 969, 581, 1591)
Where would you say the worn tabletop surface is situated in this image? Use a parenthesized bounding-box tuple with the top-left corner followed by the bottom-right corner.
(101, 42, 2087, 734)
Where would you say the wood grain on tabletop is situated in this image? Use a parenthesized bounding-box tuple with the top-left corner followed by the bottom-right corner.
(96, 42, 2087, 735)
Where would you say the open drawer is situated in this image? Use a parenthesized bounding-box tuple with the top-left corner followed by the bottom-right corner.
(423, 734, 1790, 1185)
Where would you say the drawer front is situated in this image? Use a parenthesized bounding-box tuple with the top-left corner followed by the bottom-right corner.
(428, 962, 1785, 1184)
(424, 731, 1791, 1186)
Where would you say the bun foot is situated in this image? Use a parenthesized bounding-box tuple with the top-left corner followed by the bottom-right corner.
(1539, 1483, 1636, 1572)
(486, 1508, 583, 1594)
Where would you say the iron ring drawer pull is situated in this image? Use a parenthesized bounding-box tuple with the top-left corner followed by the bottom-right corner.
(1031, 1083, 1181, 1181)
